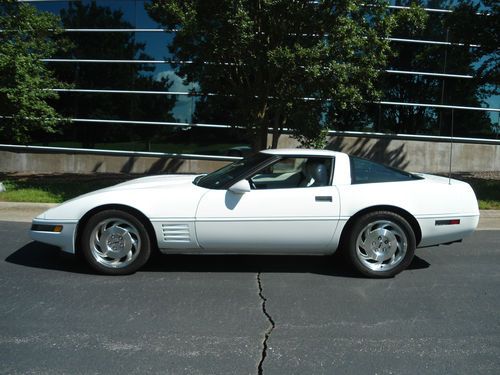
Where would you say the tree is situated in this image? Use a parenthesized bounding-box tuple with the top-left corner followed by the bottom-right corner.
(0, 0, 69, 143)
(146, 0, 409, 150)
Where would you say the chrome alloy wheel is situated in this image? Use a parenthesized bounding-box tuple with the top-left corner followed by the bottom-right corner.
(89, 218, 141, 269)
(355, 220, 408, 272)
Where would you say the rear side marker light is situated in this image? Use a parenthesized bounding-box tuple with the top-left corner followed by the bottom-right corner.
(435, 219, 461, 226)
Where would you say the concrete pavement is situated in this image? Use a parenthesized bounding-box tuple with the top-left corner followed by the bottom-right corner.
(478, 209, 500, 230)
(0, 201, 499, 229)
(0, 202, 57, 223)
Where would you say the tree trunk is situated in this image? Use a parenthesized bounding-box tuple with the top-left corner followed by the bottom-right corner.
(271, 109, 283, 149)
(250, 102, 270, 151)
(250, 125, 268, 151)
(271, 133, 280, 148)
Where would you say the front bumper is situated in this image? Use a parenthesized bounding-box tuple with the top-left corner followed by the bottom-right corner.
(30, 218, 78, 254)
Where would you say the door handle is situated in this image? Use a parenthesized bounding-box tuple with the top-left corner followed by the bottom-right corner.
(315, 196, 332, 202)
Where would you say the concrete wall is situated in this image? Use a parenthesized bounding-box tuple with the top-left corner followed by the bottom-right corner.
(1, 135, 498, 175)
(0, 150, 229, 175)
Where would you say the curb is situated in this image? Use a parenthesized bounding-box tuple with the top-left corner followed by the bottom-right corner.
(0, 202, 499, 229)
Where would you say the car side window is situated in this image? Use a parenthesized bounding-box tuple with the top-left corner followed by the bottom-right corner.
(350, 156, 420, 184)
(250, 157, 332, 189)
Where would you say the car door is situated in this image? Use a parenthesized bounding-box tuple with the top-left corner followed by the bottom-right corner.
(195, 157, 340, 253)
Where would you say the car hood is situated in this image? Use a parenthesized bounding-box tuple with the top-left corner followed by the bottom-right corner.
(110, 174, 199, 190)
(36, 174, 206, 221)
(59, 174, 201, 203)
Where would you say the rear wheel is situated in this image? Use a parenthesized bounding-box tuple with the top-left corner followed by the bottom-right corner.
(346, 211, 416, 278)
(80, 209, 151, 275)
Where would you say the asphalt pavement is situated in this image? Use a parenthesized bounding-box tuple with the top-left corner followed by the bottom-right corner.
(0, 219, 499, 374)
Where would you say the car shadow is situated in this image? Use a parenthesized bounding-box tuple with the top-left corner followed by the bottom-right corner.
(5, 241, 430, 277)
(5, 242, 91, 274)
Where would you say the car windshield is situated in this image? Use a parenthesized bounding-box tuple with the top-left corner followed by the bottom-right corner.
(194, 153, 272, 189)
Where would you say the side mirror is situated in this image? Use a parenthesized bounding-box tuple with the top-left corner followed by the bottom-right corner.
(229, 179, 251, 194)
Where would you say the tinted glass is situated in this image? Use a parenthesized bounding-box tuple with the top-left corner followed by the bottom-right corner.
(350, 156, 420, 184)
(391, 1, 489, 6)
(390, 11, 448, 41)
(28, 122, 251, 155)
(135, 31, 175, 60)
(52, 31, 175, 60)
(363, 104, 498, 138)
(53, 92, 181, 122)
(137, 0, 163, 29)
(195, 153, 271, 189)
(251, 157, 333, 189)
(49, 62, 194, 92)
(30, 0, 137, 28)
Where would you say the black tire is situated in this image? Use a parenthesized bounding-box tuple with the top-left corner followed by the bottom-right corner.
(345, 211, 416, 278)
(80, 209, 151, 275)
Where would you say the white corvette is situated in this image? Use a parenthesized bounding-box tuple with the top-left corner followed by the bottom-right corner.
(30, 149, 479, 278)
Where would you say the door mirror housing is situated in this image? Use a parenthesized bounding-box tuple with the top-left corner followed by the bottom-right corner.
(229, 179, 251, 194)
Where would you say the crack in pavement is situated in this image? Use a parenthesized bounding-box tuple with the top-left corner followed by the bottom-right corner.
(257, 272, 275, 375)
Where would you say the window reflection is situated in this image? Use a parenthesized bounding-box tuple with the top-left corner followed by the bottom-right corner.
(53, 92, 178, 121)
(138, 0, 163, 29)
(135, 31, 175, 60)
(18, 0, 499, 143)
(29, 0, 71, 17)
(389, 1, 491, 11)
(31, 121, 250, 154)
(390, 10, 449, 41)
(48, 62, 196, 93)
(366, 105, 498, 138)
(30, 0, 138, 28)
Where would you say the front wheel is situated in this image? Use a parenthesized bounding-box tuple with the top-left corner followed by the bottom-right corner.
(346, 211, 416, 278)
(80, 209, 151, 275)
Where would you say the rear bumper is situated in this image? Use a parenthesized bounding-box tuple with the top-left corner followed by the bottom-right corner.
(417, 214, 479, 248)
(30, 218, 78, 254)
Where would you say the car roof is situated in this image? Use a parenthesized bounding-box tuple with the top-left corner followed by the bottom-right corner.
(260, 148, 344, 157)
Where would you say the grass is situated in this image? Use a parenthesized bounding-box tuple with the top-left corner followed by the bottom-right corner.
(478, 200, 500, 210)
(0, 186, 62, 203)
(0, 175, 129, 204)
(445, 173, 500, 210)
(1, 173, 499, 209)
(467, 180, 500, 210)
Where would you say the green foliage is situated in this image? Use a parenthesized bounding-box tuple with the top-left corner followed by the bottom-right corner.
(0, 0, 70, 143)
(146, 0, 413, 149)
(0, 176, 128, 203)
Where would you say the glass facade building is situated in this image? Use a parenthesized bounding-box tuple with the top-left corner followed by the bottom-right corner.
(4, 0, 500, 154)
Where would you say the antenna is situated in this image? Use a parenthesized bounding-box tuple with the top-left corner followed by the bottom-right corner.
(448, 109, 454, 185)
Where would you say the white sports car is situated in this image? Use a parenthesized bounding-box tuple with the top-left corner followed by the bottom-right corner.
(30, 149, 479, 278)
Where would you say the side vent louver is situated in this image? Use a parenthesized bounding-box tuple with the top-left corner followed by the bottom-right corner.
(162, 223, 191, 243)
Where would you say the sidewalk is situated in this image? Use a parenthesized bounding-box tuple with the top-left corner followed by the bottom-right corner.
(477, 210, 500, 230)
(0, 202, 57, 223)
(0, 202, 499, 230)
